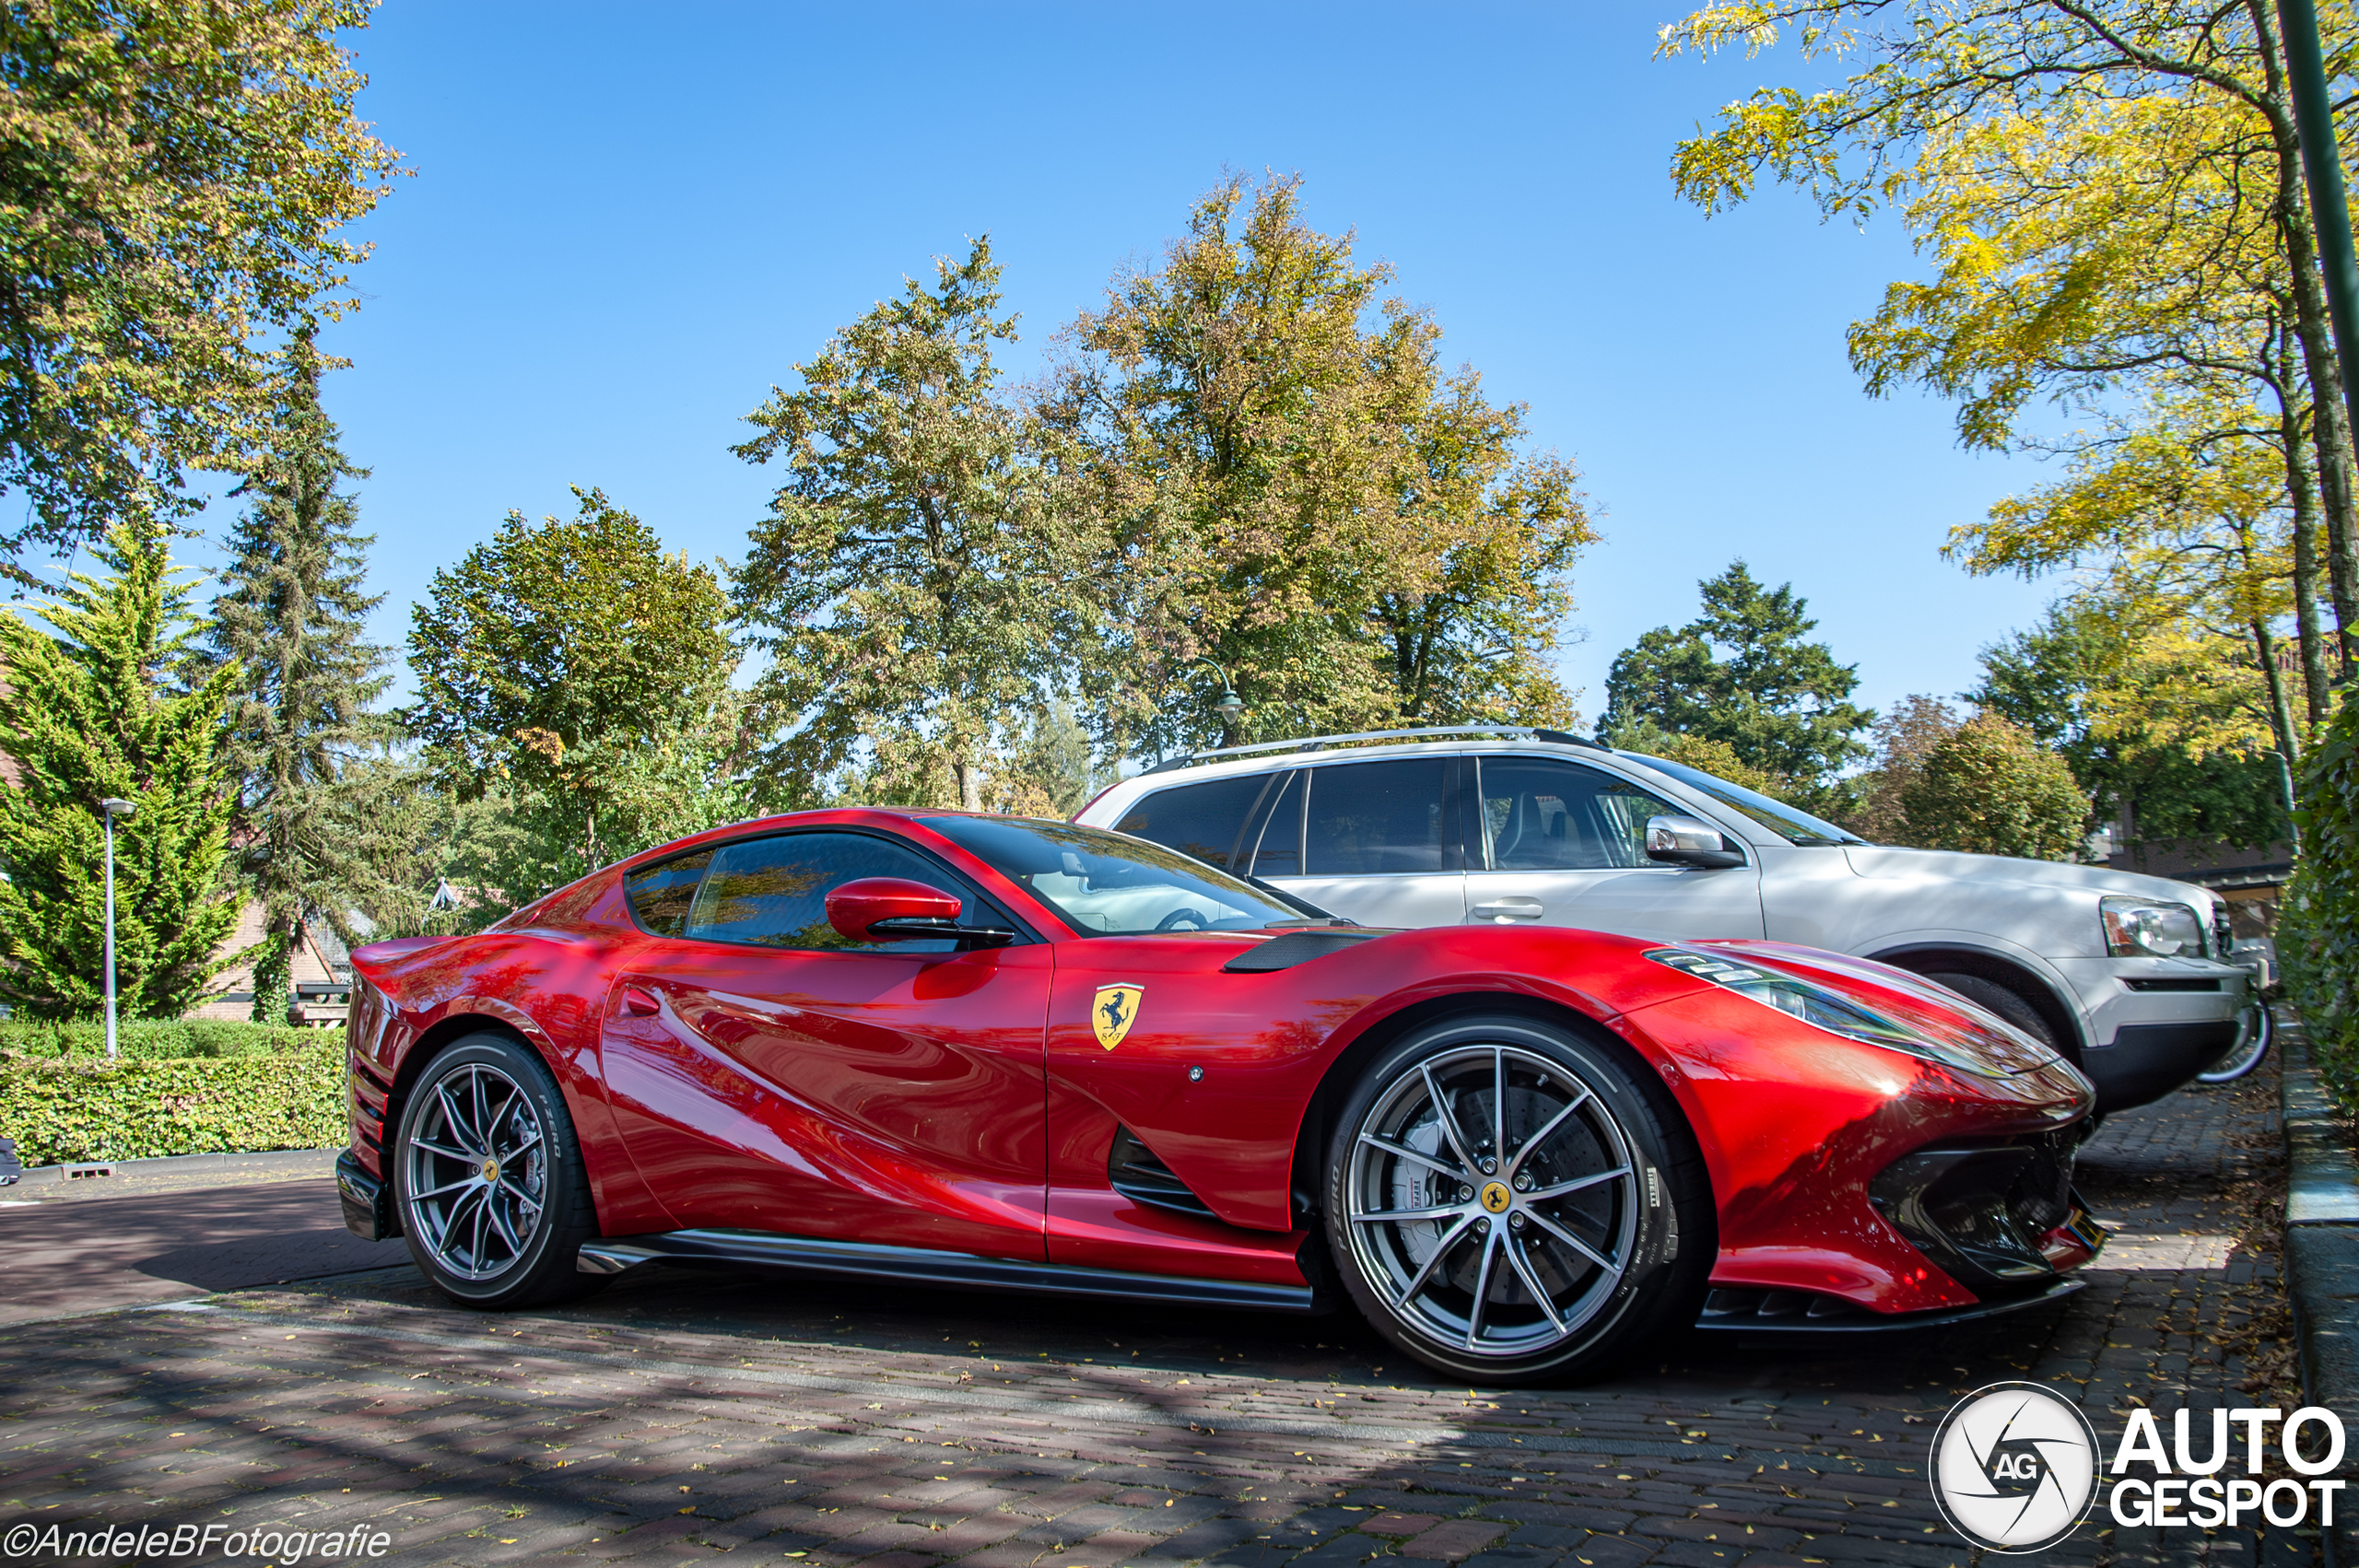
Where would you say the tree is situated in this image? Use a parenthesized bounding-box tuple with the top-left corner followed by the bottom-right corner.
(0, 0, 400, 571)
(1843, 695, 1965, 845)
(1597, 561, 1873, 790)
(732, 239, 1074, 810)
(1659, 2, 2359, 684)
(198, 327, 395, 1021)
(1971, 600, 2289, 854)
(0, 525, 241, 1017)
(1048, 173, 1593, 756)
(407, 489, 744, 882)
(1899, 711, 2092, 860)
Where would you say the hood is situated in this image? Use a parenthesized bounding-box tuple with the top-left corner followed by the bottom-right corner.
(1842, 845, 2213, 907)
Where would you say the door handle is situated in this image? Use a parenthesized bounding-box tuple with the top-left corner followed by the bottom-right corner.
(1472, 898, 1544, 922)
(619, 985, 661, 1018)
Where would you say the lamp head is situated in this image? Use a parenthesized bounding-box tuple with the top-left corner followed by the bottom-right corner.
(1215, 687, 1244, 723)
(100, 797, 135, 818)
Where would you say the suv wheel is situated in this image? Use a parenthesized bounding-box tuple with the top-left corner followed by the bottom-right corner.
(1323, 1012, 1709, 1385)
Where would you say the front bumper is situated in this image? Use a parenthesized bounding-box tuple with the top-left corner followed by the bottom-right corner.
(335, 1151, 401, 1242)
(2053, 957, 2248, 1112)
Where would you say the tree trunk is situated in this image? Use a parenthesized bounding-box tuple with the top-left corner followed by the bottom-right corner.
(249, 912, 293, 1026)
(2285, 408, 2334, 720)
(954, 758, 983, 812)
(2254, 614, 2303, 766)
(2267, 91, 2359, 674)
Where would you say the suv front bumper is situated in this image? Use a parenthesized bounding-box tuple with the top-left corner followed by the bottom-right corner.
(2052, 958, 2250, 1112)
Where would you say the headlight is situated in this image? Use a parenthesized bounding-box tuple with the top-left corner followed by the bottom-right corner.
(2100, 895, 2206, 958)
(1648, 948, 2022, 1079)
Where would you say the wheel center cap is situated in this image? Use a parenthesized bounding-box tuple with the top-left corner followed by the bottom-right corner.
(1479, 1181, 1512, 1213)
(479, 1158, 499, 1184)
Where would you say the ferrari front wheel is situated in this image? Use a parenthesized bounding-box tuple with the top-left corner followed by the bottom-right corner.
(1324, 1013, 1709, 1385)
(394, 1032, 605, 1311)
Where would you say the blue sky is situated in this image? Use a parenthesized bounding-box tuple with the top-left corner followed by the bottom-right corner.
(178, 1, 2067, 730)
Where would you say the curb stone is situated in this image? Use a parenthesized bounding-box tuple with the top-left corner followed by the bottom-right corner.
(2280, 1015, 2359, 1568)
(6, 1146, 336, 1188)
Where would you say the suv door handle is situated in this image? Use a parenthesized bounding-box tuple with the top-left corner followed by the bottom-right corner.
(619, 984, 661, 1018)
(1472, 898, 1544, 922)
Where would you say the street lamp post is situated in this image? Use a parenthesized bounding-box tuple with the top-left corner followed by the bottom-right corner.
(99, 797, 134, 1060)
(1191, 660, 1245, 745)
(2279, 0, 2359, 455)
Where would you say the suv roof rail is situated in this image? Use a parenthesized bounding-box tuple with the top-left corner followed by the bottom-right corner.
(1137, 725, 1610, 776)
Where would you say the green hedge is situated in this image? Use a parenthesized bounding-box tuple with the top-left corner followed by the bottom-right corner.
(0, 1018, 323, 1060)
(2284, 691, 2359, 1112)
(0, 1047, 346, 1166)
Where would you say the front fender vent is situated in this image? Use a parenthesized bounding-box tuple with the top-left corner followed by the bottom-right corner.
(1109, 1126, 1216, 1220)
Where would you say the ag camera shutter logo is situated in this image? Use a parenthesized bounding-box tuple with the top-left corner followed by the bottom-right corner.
(1930, 1381, 2100, 1552)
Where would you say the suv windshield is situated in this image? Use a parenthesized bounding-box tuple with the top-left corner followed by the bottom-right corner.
(922, 814, 1330, 936)
(1622, 754, 1865, 847)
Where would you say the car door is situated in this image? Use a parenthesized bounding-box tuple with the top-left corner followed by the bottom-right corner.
(1463, 754, 1764, 939)
(596, 829, 1052, 1260)
(1256, 755, 1470, 927)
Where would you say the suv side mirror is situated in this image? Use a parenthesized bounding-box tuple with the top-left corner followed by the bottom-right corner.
(1645, 814, 1746, 871)
(826, 877, 1015, 945)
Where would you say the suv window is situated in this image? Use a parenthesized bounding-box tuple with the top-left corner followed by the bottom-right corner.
(1477, 756, 1680, 871)
(627, 832, 975, 954)
(1113, 774, 1270, 871)
(1304, 757, 1449, 875)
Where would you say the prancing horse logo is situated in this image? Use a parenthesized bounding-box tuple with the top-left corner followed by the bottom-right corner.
(1093, 985, 1144, 1050)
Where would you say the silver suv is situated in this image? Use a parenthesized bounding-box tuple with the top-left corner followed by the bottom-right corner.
(1075, 726, 2255, 1117)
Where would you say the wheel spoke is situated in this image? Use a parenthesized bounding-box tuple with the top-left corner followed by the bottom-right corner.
(1397, 1213, 1476, 1305)
(1491, 1047, 1506, 1171)
(1527, 1207, 1616, 1272)
(1419, 1062, 1479, 1171)
(436, 1185, 486, 1254)
(484, 1192, 522, 1254)
(482, 1082, 522, 1148)
(1357, 1133, 1460, 1180)
(411, 1176, 478, 1201)
(1465, 1226, 1502, 1347)
(1502, 1230, 1567, 1334)
(495, 1176, 541, 1210)
(1526, 1165, 1631, 1202)
(1351, 1203, 1465, 1224)
(409, 1138, 473, 1162)
(499, 1126, 544, 1161)
(435, 1083, 483, 1155)
(1507, 1089, 1591, 1177)
(469, 1188, 489, 1264)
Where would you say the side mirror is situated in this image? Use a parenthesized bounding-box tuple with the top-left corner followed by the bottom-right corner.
(1645, 814, 1746, 871)
(825, 877, 1015, 946)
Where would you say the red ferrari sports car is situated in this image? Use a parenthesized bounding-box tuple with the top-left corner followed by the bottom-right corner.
(337, 809, 2104, 1384)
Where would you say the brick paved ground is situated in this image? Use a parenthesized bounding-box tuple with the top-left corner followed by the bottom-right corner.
(0, 1066, 2319, 1566)
(0, 1178, 409, 1326)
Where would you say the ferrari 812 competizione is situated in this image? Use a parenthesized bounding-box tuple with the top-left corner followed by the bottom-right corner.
(338, 809, 2104, 1383)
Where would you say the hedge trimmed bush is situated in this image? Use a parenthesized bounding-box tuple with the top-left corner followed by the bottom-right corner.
(2284, 690, 2359, 1111)
(0, 1045, 345, 1165)
(0, 1018, 322, 1060)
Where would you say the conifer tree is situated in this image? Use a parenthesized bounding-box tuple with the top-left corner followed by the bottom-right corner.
(199, 328, 393, 1023)
(0, 525, 241, 1019)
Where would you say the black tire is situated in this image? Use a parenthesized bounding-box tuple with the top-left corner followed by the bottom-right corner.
(1322, 1012, 1711, 1386)
(393, 1032, 606, 1310)
(1922, 973, 2062, 1054)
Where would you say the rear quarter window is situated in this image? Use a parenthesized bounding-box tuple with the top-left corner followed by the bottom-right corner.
(1114, 775, 1273, 871)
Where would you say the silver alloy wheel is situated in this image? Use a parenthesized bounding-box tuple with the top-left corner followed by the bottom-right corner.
(403, 1060, 549, 1281)
(1344, 1043, 1641, 1360)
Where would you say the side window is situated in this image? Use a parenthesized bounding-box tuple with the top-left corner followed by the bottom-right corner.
(1114, 774, 1272, 871)
(680, 832, 973, 954)
(1477, 756, 1680, 872)
(1304, 758, 1449, 875)
(624, 849, 712, 937)
(1247, 769, 1305, 878)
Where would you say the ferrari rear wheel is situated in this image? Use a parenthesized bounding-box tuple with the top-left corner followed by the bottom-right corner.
(395, 1033, 605, 1311)
(1324, 1013, 1708, 1385)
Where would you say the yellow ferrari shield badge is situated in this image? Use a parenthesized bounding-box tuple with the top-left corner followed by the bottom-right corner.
(1093, 984, 1144, 1050)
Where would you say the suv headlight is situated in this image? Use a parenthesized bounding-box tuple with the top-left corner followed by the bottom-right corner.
(1648, 948, 2025, 1078)
(2100, 895, 2206, 959)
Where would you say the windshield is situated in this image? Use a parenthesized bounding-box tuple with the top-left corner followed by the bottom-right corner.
(922, 814, 1329, 936)
(1621, 754, 1865, 847)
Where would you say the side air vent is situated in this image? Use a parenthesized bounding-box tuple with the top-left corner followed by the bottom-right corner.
(1109, 1126, 1216, 1220)
(1222, 928, 1383, 973)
